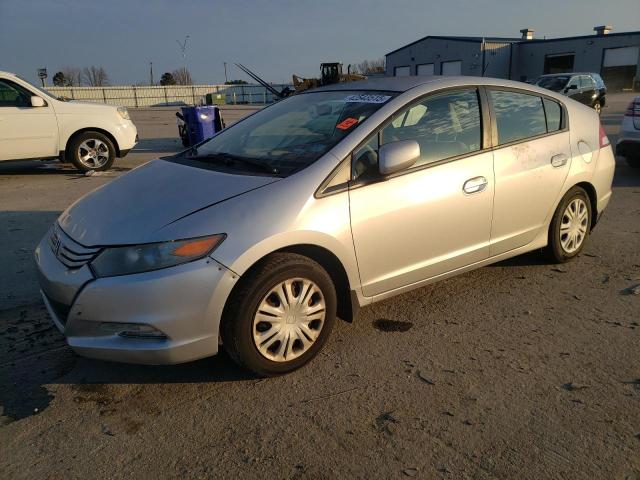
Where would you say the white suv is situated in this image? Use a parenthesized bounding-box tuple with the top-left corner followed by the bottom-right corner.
(0, 71, 137, 172)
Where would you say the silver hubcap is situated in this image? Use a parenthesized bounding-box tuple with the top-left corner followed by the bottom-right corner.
(594, 102, 601, 114)
(78, 139, 109, 168)
(560, 198, 589, 253)
(252, 278, 326, 362)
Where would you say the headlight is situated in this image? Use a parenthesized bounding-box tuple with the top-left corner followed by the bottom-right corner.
(117, 106, 131, 120)
(91, 234, 225, 277)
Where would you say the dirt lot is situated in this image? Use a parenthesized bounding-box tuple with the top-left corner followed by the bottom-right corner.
(1, 98, 639, 479)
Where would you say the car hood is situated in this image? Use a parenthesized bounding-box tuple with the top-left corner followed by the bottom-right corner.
(51, 99, 121, 115)
(58, 159, 279, 246)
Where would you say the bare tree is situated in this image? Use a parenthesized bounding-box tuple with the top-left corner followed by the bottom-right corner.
(354, 58, 386, 75)
(82, 66, 109, 86)
(61, 66, 82, 86)
(172, 67, 193, 85)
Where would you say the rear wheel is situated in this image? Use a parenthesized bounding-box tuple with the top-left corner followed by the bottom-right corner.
(545, 186, 592, 263)
(221, 253, 337, 376)
(68, 131, 116, 172)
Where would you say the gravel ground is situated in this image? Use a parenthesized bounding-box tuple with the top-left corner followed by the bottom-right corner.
(0, 98, 638, 479)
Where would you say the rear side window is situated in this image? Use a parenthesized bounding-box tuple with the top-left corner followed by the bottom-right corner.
(490, 90, 546, 145)
(543, 98, 563, 132)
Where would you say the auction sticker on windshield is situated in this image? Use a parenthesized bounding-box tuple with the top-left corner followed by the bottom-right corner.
(336, 117, 359, 130)
(344, 94, 392, 103)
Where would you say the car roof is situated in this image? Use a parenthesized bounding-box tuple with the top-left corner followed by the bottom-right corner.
(309, 75, 554, 93)
(0, 71, 17, 77)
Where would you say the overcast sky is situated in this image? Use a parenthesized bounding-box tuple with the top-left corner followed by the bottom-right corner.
(1, 0, 638, 86)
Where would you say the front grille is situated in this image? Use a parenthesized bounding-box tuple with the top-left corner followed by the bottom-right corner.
(49, 225, 100, 269)
(45, 293, 71, 325)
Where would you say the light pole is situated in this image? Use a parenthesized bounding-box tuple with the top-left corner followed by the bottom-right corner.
(149, 62, 154, 86)
(224, 62, 228, 84)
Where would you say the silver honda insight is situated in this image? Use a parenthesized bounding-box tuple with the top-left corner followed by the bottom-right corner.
(35, 76, 615, 376)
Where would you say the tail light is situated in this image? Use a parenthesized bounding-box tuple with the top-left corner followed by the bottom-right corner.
(599, 125, 610, 148)
(624, 99, 640, 117)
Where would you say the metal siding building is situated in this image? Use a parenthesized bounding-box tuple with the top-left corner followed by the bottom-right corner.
(386, 28, 640, 91)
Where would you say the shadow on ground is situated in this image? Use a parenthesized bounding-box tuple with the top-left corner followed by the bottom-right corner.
(132, 138, 183, 154)
(0, 305, 253, 423)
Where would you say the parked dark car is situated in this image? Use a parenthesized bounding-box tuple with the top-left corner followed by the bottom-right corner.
(535, 73, 607, 114)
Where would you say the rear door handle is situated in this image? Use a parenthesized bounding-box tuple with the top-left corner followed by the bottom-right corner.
(463, 176, 488, 194)
(551, 153, 568, 167)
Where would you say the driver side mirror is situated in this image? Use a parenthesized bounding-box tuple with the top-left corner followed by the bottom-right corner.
(30, 96, 46, 107)
(378, 140, 420, 175)
(564, 84, 578, 93)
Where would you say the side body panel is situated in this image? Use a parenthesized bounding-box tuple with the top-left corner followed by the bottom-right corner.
(490, 131, 572, 256)
(349, 152, 494, 296)
(0, 94, 59, 160)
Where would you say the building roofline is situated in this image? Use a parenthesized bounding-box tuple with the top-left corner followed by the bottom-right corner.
(520, 30, 640, 44)
(385, 35, 520, 56)
(386, 30, 640, 57)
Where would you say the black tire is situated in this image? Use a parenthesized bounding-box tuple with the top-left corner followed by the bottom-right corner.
(625, 156, 640, 168)
(545, 186, 592, 263)
(68, 131, 116, 172)
(221, 253, 337, 377)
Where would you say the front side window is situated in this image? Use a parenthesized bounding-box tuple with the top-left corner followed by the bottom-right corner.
(174, 90, 396, 176)
(0, 79, 32, 107)
(383, 89, 482, 165)
(490, 90, 547, 145)
(352, 89, 482, 180)
(566, 76, 580, 90)
(580, 76, 595, 89)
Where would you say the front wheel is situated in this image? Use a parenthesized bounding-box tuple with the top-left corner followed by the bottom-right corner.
(68, 131, 116, 172)
(221, 253, 337, 376)
(545, 186, 592, 263)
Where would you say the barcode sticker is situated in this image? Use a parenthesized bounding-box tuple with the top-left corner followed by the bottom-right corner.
(344, 94, 391, 104)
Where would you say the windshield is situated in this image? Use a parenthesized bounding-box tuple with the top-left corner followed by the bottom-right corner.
(178, 90, 396, 176)
(536, 76, 569, 92)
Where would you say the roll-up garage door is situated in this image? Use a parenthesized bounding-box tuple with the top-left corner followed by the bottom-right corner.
(417, 63, 435, 76)
(394, 66, 411, 77)
(602, 46, 639, 91)
(442, 61, 462, 76)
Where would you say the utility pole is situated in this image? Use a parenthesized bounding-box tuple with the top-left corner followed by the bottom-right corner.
(149, 62, 154, 86)
(224, 62, 228, 84)
(176, 35, 190, 65)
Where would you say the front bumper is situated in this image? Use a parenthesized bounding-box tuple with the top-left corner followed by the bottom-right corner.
(113, 121, 138, 155)
(35, 230, 237, 365)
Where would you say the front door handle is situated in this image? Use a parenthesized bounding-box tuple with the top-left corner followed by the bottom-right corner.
(463, 176, 488, 194)
(551, 153, 568, 168)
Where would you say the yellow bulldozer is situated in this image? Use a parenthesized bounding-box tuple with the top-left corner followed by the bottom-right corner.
(292, 63, 365, 93)
(235, 63, 365, 100)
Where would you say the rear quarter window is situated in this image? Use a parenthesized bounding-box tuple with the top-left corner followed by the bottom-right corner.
(543, 98, 563, 132)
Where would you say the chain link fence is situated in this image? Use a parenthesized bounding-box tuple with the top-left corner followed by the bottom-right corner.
(45, 84, 292, 107)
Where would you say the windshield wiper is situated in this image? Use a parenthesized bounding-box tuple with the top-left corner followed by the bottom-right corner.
(188, 152, 280, 175)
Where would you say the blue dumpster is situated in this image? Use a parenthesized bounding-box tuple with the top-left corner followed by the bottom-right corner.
(177, 106, 224, 147)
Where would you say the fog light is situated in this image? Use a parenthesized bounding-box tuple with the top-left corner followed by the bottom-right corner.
(100, 322, 167, 339)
